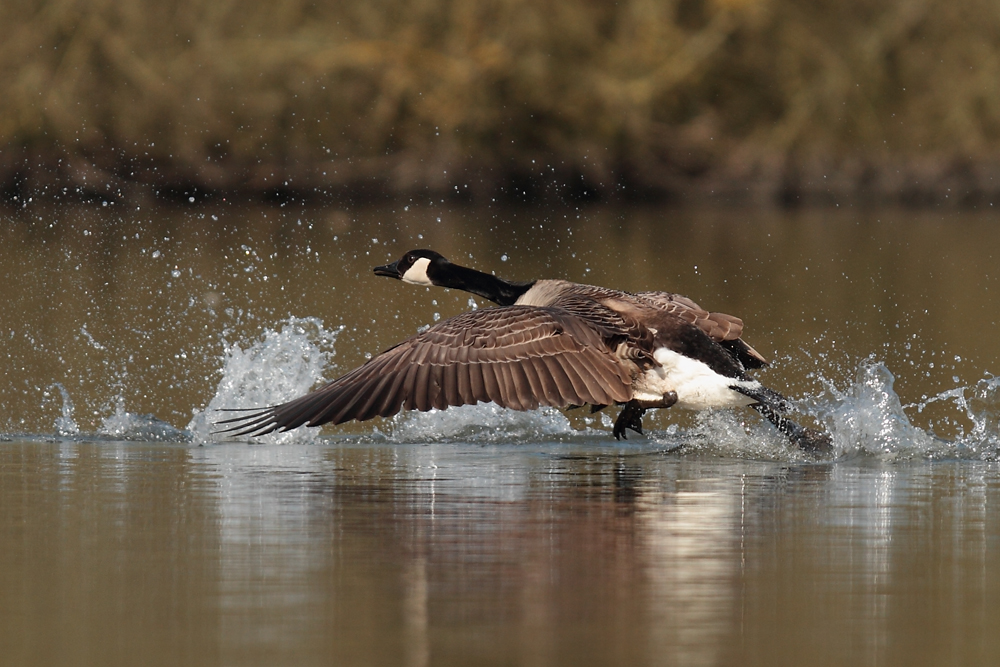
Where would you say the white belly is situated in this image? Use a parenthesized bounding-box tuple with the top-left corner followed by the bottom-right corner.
(632, 348, 760, 410)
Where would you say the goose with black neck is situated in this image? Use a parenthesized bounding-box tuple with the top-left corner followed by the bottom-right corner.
(219, 249, 831, 452)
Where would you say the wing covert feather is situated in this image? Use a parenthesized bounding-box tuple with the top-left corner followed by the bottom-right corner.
(636, 290, 744, 341)
(635, 290, 768, 367)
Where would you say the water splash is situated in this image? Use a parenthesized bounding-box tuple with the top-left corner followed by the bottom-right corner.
(642, 358, 1000, 461)
(655, 410, 807, 462)
(805, 360, 945, 458)
(388, 402, 576, 443)
(800, 358, 1000, 460)
(99, 403, 188, 442)
(915, 374, 1000, 459)
(50, 383, 79, 436)
(188, 316, 342, 445)
(962, 377, 1000, 454)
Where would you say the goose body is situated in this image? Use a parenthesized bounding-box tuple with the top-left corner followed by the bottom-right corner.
(508, 278, 766, 411)
(219, 250, 830, 451)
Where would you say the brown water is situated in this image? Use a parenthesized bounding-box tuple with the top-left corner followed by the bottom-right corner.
(3, 440, 1000, 666)
(3, 202, 1000, 665)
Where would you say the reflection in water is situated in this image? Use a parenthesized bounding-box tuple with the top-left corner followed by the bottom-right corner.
(638, 478, 738, 667)
(202, 446, 330, 664)
(0, 442, 222, 666)
(402, 554, 430, 667)
(3, 440, 1000, 665)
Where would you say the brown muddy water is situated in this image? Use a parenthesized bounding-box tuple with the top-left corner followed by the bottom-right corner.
(3, 202, 1000, 666)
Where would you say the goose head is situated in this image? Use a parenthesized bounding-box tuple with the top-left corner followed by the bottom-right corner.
(373, 249, 448, 286)
(374, 249, 534, 306)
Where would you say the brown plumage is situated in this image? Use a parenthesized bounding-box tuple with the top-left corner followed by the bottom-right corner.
(217, 249, 831, 452)
(219, 306, 634, 436)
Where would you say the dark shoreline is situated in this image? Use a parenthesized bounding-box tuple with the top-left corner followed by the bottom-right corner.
(4, 148, 1000, 208)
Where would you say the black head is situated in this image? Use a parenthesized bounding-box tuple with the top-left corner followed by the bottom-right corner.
(374, 248, 533, 306)
(373, 249, 449, 285)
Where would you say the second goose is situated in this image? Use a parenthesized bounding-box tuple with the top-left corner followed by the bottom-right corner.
(219, 249, 831, 451)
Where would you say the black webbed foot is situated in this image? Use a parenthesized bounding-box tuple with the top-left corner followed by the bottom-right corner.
(753, 403, 833, 455)
(787, 424, 834, 454)
(614, 401, 647, 440)
(612, 393, 679, 440)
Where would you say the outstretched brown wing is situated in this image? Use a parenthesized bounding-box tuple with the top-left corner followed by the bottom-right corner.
(217, 305, 633, 436)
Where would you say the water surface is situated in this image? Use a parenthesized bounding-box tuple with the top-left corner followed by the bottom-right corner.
(3, 202, 1000, 665)
(3, 438, 1000, 666)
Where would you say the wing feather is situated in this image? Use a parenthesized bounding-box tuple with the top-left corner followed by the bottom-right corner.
(526, 356, 562, 406)
(376, 372, 408, 418)
(429, 365, 448, 410)
(538, 355, 581, 405)
(507, 361, 539, 411)
(216, 305, 633, 437)
(354, 373, 398, 422)
(633, 291, 739, 340)
(497, 361, 524, 411)
(467, 360, 486, 403)
(480, 362, 505, 406)
(406, 363, 431, 411)
(442, 364, 461, 407)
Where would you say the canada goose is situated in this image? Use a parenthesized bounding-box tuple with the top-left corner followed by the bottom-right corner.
(218, 249, 832, 452)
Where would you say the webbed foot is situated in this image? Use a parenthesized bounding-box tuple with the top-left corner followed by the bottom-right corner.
(614, 402, 647, 440)
(612, 392, 678, 440)
(753, 403, 833, 455)
(788, 424, 834, 454)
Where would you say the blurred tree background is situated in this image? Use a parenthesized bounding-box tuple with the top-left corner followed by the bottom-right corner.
(2, 0, 1000, 203)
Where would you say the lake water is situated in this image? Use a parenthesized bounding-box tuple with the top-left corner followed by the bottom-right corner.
(3, 201, 1000, 665)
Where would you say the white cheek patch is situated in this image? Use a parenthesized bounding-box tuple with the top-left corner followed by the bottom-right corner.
(401, 257, 433, 285)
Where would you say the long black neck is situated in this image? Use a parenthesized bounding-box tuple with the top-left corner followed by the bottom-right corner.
(438, 263, 534, 306)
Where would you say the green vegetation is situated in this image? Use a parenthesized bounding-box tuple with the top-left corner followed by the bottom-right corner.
(3, 0, 1000, 202)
